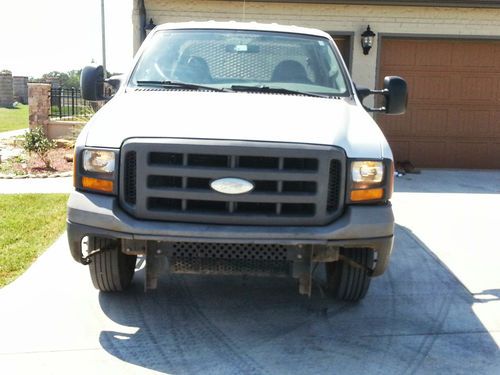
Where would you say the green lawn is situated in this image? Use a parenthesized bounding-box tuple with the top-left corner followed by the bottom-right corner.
(0, 194, 68, 287)
(0, 104, 29, 133)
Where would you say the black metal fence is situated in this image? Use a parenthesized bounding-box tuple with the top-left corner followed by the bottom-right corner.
(50, 87, 93, 120)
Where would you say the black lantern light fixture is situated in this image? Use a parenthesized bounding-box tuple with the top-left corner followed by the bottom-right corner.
(361, 25, 376, 55)
(144, 18, 156, 35)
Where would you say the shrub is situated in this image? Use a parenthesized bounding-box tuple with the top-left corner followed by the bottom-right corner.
(22, 127, 55, 168)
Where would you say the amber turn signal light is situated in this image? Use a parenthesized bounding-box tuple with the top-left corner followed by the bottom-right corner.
(81, 176, 114, 193)
(350, 188, 384, 202)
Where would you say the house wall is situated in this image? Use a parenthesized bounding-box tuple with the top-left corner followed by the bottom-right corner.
(137, 1, 500, 90)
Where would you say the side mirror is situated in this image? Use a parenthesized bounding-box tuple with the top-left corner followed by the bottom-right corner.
(104, 74, 124, 97)
(384, 76, 407, 115)
(356, 76, 408, 115)
(81, 65, 105, 101)
(106, 74, 124, 91)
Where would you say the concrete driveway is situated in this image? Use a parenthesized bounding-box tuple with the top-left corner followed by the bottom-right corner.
(0, 170, 499, 374)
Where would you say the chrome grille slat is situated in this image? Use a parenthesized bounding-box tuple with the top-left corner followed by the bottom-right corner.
(144, 188, 317, 203)
(120, 139, 345, 226)
(146, 165, 319, 180)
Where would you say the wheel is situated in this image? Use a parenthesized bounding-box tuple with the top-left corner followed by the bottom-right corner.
(325, 248, 374, 302)
(88, 237, 136, 292)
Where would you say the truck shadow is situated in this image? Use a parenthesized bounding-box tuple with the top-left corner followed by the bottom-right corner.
(97, 225, 500, 374)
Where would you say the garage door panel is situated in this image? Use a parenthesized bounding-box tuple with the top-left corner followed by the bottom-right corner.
(379, 38, 500, 168)
(459, 76, 497, 102)
(412, 107, 449, 136)
(379, 110, 412, 136)
(492, 112, 500, 135)
(409, 141, 448, 167)
(414, 75, 452, 100)
(455, 110, 491, 137)
(488, 144, 500, 167)
(449, 142, 491, 169)
(381, 40, 416, 67)
(415, 42, 453, 67)
(496, 79, 500, 102)
(452, 42, 498, 70)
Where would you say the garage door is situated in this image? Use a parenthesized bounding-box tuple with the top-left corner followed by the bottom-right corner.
(377, 38, 500, 169)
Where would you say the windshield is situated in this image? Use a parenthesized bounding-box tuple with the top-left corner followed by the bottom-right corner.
(130, 29, 349, 96)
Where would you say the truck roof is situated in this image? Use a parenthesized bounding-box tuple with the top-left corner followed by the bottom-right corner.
(154, 21, 332, 39)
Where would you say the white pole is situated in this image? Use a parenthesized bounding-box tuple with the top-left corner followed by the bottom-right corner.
(101, 0, 107, 79)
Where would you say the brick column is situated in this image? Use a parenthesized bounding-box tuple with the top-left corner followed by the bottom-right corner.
(28, 83, 51, 132)
(0, 72, 14, 108)
(13, 76, 29, 104)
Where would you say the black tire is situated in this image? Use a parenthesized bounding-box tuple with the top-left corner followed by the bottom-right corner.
(325, 248, 374, 302)
(88, 237, 136, 292)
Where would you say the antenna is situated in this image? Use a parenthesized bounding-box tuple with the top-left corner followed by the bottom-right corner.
(242, 0, 246, 21)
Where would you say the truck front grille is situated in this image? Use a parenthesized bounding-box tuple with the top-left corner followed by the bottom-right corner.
(120, 139, 345, 226)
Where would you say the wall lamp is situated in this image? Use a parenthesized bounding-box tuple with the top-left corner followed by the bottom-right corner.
(144, 18, 156, 35)
(361, 25, 376, 55)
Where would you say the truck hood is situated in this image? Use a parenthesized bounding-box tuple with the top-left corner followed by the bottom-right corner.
(84, 90, 389, 158)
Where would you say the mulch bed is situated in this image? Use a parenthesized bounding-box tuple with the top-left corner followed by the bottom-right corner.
(0, 140, 73, 178)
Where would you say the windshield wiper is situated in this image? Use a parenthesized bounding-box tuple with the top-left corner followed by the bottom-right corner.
(230, 85, 330, 98)
(136, 80, 227, 92)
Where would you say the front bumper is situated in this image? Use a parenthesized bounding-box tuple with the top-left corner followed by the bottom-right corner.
(67, 191, 395, 276)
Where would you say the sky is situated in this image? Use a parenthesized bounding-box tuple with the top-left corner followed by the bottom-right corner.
(0, 0, 133, 77)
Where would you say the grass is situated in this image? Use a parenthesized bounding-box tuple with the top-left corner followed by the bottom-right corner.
(0, 104, 28, 132)
(0, 194, 69, 287)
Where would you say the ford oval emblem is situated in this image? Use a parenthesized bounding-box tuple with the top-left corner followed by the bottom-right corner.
(210, 177, 255, 195)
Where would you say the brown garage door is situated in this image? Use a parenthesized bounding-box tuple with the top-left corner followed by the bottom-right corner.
(377, 38, 500, 169)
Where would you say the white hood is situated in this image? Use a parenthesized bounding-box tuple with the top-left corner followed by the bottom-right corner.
(84, 90, 389, 159)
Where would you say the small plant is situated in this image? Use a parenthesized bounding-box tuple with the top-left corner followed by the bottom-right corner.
(22, 127, 55, 168)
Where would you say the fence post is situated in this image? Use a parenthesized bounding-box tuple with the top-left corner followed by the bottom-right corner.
(28, 83, 51, 133)
(71, 88, 76, 118)
(56, 88, 62, 119)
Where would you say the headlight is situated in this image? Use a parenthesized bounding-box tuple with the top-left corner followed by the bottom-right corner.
(349, 160, 389, 203)
(83, 150, 115, 174)
(351, 161, 384, 189)
(75, 148, 118, 195)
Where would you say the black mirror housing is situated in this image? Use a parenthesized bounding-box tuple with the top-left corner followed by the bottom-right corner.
(106, 74, 124, 91)
(81, 65, 105, 101)
(384, 76, 408, 115)
(356, 76, 408, 115)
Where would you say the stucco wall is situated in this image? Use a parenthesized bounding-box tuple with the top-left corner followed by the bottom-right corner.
(138, 1, 500, 90)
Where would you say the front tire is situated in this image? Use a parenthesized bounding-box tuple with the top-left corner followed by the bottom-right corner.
(88, 237, 136, 292)
(325, 248, 374, 302)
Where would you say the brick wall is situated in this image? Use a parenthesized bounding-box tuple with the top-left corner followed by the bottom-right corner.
(138, 1, 500, 89)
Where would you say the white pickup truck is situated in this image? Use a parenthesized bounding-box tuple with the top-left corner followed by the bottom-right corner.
(68, 21, 407, 301)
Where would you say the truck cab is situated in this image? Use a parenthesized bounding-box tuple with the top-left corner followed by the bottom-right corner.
(68, 21, 407, 301)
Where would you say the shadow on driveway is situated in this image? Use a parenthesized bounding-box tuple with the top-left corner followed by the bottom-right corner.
(97, 225, 500, 374)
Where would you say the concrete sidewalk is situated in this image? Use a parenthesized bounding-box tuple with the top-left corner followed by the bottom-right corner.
(0, 176, 73, 194)
(0, 128, 28, 139)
